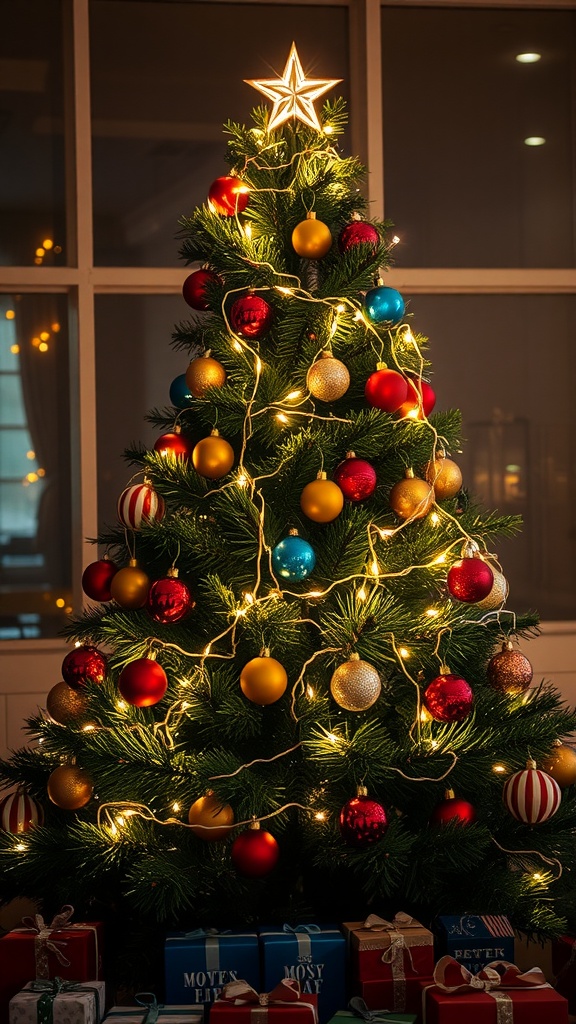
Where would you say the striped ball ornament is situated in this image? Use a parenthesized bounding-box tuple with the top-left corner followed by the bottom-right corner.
(503, 759, 561, 824)
(117, 481, 165, 530)
(0, 789, 44, 834)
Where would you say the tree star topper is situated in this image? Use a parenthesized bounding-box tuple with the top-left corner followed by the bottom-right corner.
(245, 43, 341, 132)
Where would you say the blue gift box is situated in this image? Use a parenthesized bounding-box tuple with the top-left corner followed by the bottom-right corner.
(259, 925, 346, 1024)
(164, 930, 260, 1006)
(436, 914, 515, 974)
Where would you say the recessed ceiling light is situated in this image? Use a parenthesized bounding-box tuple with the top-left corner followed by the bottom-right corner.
(516, 52, 541, 63)
(524, 136, 546, 147)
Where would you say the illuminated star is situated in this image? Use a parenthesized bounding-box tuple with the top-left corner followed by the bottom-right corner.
(245, 43, 341, 132)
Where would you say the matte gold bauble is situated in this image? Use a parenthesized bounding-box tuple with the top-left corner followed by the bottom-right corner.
(330, 654, 382, 711)
(300, 472, 344, 523)
(292, 212, 332, 259)
(389, 469, 434, 520)
(192, 429, 235, 480)
(47, 765, 94, 810)
(110, 559, 151, 609)
(476, 566, 509, 610)
(46, 682, 90, 726)
(424, 452, 463, 500)
(240, 654, 288, 705)
(542, 740, 576, 789)
(188, 792, 235, 840)
(306, 351, 350, 402)
(185, 353, 226, 398)
(487, 640, 533, 695)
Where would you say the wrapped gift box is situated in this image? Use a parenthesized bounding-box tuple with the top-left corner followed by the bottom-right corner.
(420, 981, 569, 1024)
(435, 916, 514, 975)
(343, 914, 434, 983)
(327, 1006, 416, 1024)
(552, 936, 576, 1012)
(354, 976, 432, 1016)
(9, 979, 105, 1024)
(104, 1004, 203, 1023)
(259, 926, 346, 1024)
(211, 987, 318, 1024)
(164, 930, 259, 1006)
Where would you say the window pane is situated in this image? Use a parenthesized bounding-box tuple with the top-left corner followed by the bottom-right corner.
(0, 295, 72, 640)
(404, 293, 576, 621)
(382, 8, 575, 268)
(0, 2, 67, 267)
(90, 1, 349, 266)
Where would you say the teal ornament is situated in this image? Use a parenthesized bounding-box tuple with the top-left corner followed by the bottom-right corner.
(272, 533, 316, 580)
(169, 373, 194, 409)
(364, 285, 405, 326)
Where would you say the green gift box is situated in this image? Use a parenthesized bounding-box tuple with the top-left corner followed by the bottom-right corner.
(326, 997, 416, 1024)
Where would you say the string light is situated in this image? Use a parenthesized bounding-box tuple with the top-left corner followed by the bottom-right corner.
(276, 412, 289, 424)
(425, 608, 439, 618)
(430, 512, 440, 526)
(492, 764, 507, 774)
(399, 647, 410, 659)
(285, 390, 302, 401)
(306, 685, 315, 699)
(314, 811, 327, 820)
(232, 340, 243, 352)
(370, 559, 379, 576)
(15, 843, 26, 852)
(357, 586, 367, 602)
(116, 700, 127, 711)
(172, 802, 181, 813)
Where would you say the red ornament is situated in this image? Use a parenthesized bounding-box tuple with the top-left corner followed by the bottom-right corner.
(365, 366, 409, 414)
(208, 176, 250, 217)
(333, 452, 377, 502)
(423, 673, 474, 723)
(230, 295, 273, 339)
(117, 481, 165, 531)
(430, 790, 476, 826)
(153, 431, 194, 461)
(182, 269, 220, 311)
(503, 759, 561, 824)
(62, 646, 107, 690)
(0, 789, 44, 834)
(398, 376, 436, 419)
(231, 823, 280, 877)
(118, 658, 168, 708)
(146, 572, 194, 624)
(81, 557, 118, 602)
(448, 551, 494, 603)
(339, 786, 388, 847)
(338, 220, 380, 254)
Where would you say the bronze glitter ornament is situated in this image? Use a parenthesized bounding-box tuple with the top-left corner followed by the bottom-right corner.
(46, 682, 90, 726)
(542, 740, 576, 789)
(185, 352, 226, 398)
(424, 451, 463, 501)
(389, 468, 434, 520)
(330, 653, 382, 711)
(487, 640, 533, 695)
(306, 351, 350, 402)
(47, 765, 94, 810)
(476, 565, 509, 610)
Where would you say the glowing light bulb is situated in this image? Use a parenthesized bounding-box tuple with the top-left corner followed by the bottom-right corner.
(232, 340, 243, 352)
(327, 732, 338, 744)
(391, 235, 400, 246)
(306, 685, 315, 699)
(5, 309, 15, 320)
(285, 390, 302, 401)
(276, 412, 289, 424)
(434, 553, 447, 565)
(329, 320, 338, 337)
(40, 331, 50, 341)
(378, 528, 394, 539)
(255, 356, 262, 373)
(336, 304, 345, 314)
(244, 592, 255, 605)
(38, 342, 49, 352)
(314, 810, 327, 820)
(524, 136, 545, 147)
(425, 608, 439, 618)
(15, 843, 26, 852)
(399, 647, 410, 659)
(116, 815, 125, 827)
(353, 310, 365, 322)
(516, 52, 541, 63)
(10, 344, 19, 354)
(357, 587, 367, 602)
(308, 590, 323, 598)
(420, 707, 432, 723)
(237, 473, 248, 488)
(42, 238, 54, 249)
(275, 286, 293, 296)
(324, 126, 334, 135)
(82, 724, 95, 732)
(172, 802, 181, 813)
(35, 248, 45, 258)
(203, 644, 212, 656)
(116, 700, 127, 711)
(243, 222, 253, 239)
(55, 598, 65, 608)
(370, 559, 379, 576)
(430, 512, 440, 525)
(532, 872, 543, 880)
(492, 764, 507, 774)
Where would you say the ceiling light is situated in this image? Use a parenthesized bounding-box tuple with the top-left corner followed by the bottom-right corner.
(524, 136, 546, 147)
(515, 52, 541, 64)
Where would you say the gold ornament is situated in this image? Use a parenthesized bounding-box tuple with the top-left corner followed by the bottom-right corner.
(47, 765, 94, 810)
(306, 351, 350, 402)
(188, 792, 235, 841)
(389, 468, 434, 520)
(476, 565, 509, 610)
(245, 43, 341, 132)
(300, 472, 344, 523)
(192, 429, 235, 480)
(487, 640, 533, 695)
(240, 653, 288, 705)
(110, 559, 150, 609)
(292, 212, 332, 259)
(185, 353, 226, 398)
(330, 653, 382, 711)
(424, 452, 463, 500)
(46, 682, 89, 726)
(542, 740, 576, 789)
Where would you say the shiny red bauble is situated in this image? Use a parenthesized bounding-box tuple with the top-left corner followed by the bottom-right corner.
(338, 221, 380, 254)
(448, 557, 494, 603)
(398, 376, 436, 419)
(0, 789, 44, 834)
(118, 658, 168, 707)
(430, 791, 476, 826)
(146, 575, 195, 625)
(62, 646, 107, 690)
(333, 454, 377, 502)
(230, 295, 274, 339)
(423, 673, 474, 722)
(208, 176, 250, 217)
(230, 825, 280, 877)
(153, 431, 194, 461)
(365, 367, 408, 414)
(81, 557, 118, 602)
(339, 790, 388, 847)
(182, 269, 220, 311)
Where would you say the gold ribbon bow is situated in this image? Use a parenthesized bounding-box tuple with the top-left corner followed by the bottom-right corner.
(362, 913, 415, 932)
(15, 905, 75, 979)
(361, 913, 420, 1011)
(425, 955, 550, 1024)
(219, 978, 317, 1023)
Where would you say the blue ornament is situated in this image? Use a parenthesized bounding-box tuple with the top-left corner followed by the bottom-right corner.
(272, 533, 316, 581)
(364, 285, 405, 327)
(170, 373, 194, 409)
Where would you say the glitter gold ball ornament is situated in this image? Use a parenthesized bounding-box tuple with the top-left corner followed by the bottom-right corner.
(389, 468, 434, 520)
(0, 788, 44, 834)
(330, 653, 382, 711)
(62, 646, 107, 690)
(231, 821, 280, 877)
(292, 212, 332, 259)
(339, 785, 388, 846)
(185, 353, 227, 398)
(425, 452, 463, 501)
(117, 480, 165, 531)
(46, 682, 90, 726)
(188, 792, 235, 841)
(192, 429, 235, 480)
(208, 175, 250, 217)
(240, 653, 288, 705)
(300, 472, 344, 523)
(487, 640, 533, 695)
(306, 351, 350, 402)
(542, 741, 576, 789)
(110, 559, 151, 609)
(47, 765, 94, 811)
(476, 566, 509, 610)
(503, 759, 561, 824)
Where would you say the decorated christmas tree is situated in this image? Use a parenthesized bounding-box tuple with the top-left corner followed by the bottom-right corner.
(2, 43, 576, 987)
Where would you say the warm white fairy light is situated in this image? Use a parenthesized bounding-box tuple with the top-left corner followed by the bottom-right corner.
(15, 843, 27, 852)
(378, 528, 394, 539)
(233, 340, 243, 352)
(370, 558, 379, 576)
(336, 304, 345, 314)
(285, 389, 302, 401)
(306, 684, 315, 699)
(492, 764, 507, 774)
(236, 472, 249, 488)
(353, 310, 365, 322)
(172, 802, 181, 813)
(244, 592, 255, 605)
(430, 512, 440, 526)
(357, 586, 367, 602)
(434, 553, 447, 565)
(391, 235, 400, 246)
(116, 700, 127, 711)
(425, 608, 439, 618)
(82, 724, 95, 732)
(276, 412, 289, 424)
(399, 647, 410, 659)
(308, 590, 323, 598)
(314, 810, 327, 820)
(243, 222, 253, 239)
(275, 285, 294, 296)
(329, 320, 338, 337)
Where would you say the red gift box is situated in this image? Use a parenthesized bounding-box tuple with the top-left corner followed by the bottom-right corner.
(354, 977, 433, 1016)
(552, 935, 576, 1011)
(211, 979, 318, 1024)
(0, 905, 103, 1017)
(343, 914, 434, 984)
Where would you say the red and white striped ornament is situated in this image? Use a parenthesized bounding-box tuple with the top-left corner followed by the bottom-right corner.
(503, 759, 561, 824)
(0, 789, 44, 834)
(117, 481, 165, 530)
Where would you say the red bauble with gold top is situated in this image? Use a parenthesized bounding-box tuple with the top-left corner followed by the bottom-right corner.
(146, 569, 194, 624)
(82, 556, 118, 602)
(208, 176, 250, 217)
(118, 657, 168, 707)
(333, 452, 377, 502)
(430, 789, 476, 826)
(61, 646, 107, 690)
(339, 785, 388, 846)
(153, 428, 193, 461)
(231, 822, 280, 877)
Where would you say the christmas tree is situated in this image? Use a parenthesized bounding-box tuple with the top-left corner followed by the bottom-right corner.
(2, 43, 576, 986)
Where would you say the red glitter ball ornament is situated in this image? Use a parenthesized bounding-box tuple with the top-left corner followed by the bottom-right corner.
(182, 269, 220, 311)
(339, 786, 388, 847)
(231, 823, 280, 877)
(365, 366, 408, 414)
(448, 551, 494, 603)
(118, 658, 168, 707)
(81, 557, 118, 602)
(230, 294, 273, 339)
(333, 452, 377, 502)
(208, 176, 250, 217)
(397, 375, 436, 419)
(424, 673, 474, 722)
(338, 221, 380, 254)
(430, 789, 476, 826)
(153, 430, 193, 461)
(146, 572, 194, 625)
(62, 646, 107, 690)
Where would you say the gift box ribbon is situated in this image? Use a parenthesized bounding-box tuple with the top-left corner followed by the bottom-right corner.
(423, 955, 551, 1024)
(134, 992, 161, 1023)
(262, 924, 340, 961)
(27, 976, 101, 1024)
(164, 930, 254, 973)
(347, 995, 395, 1021)
(219, 977, 318, 1023)
(13, 904, 100, 981)
(354, 913, 428, 1012)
